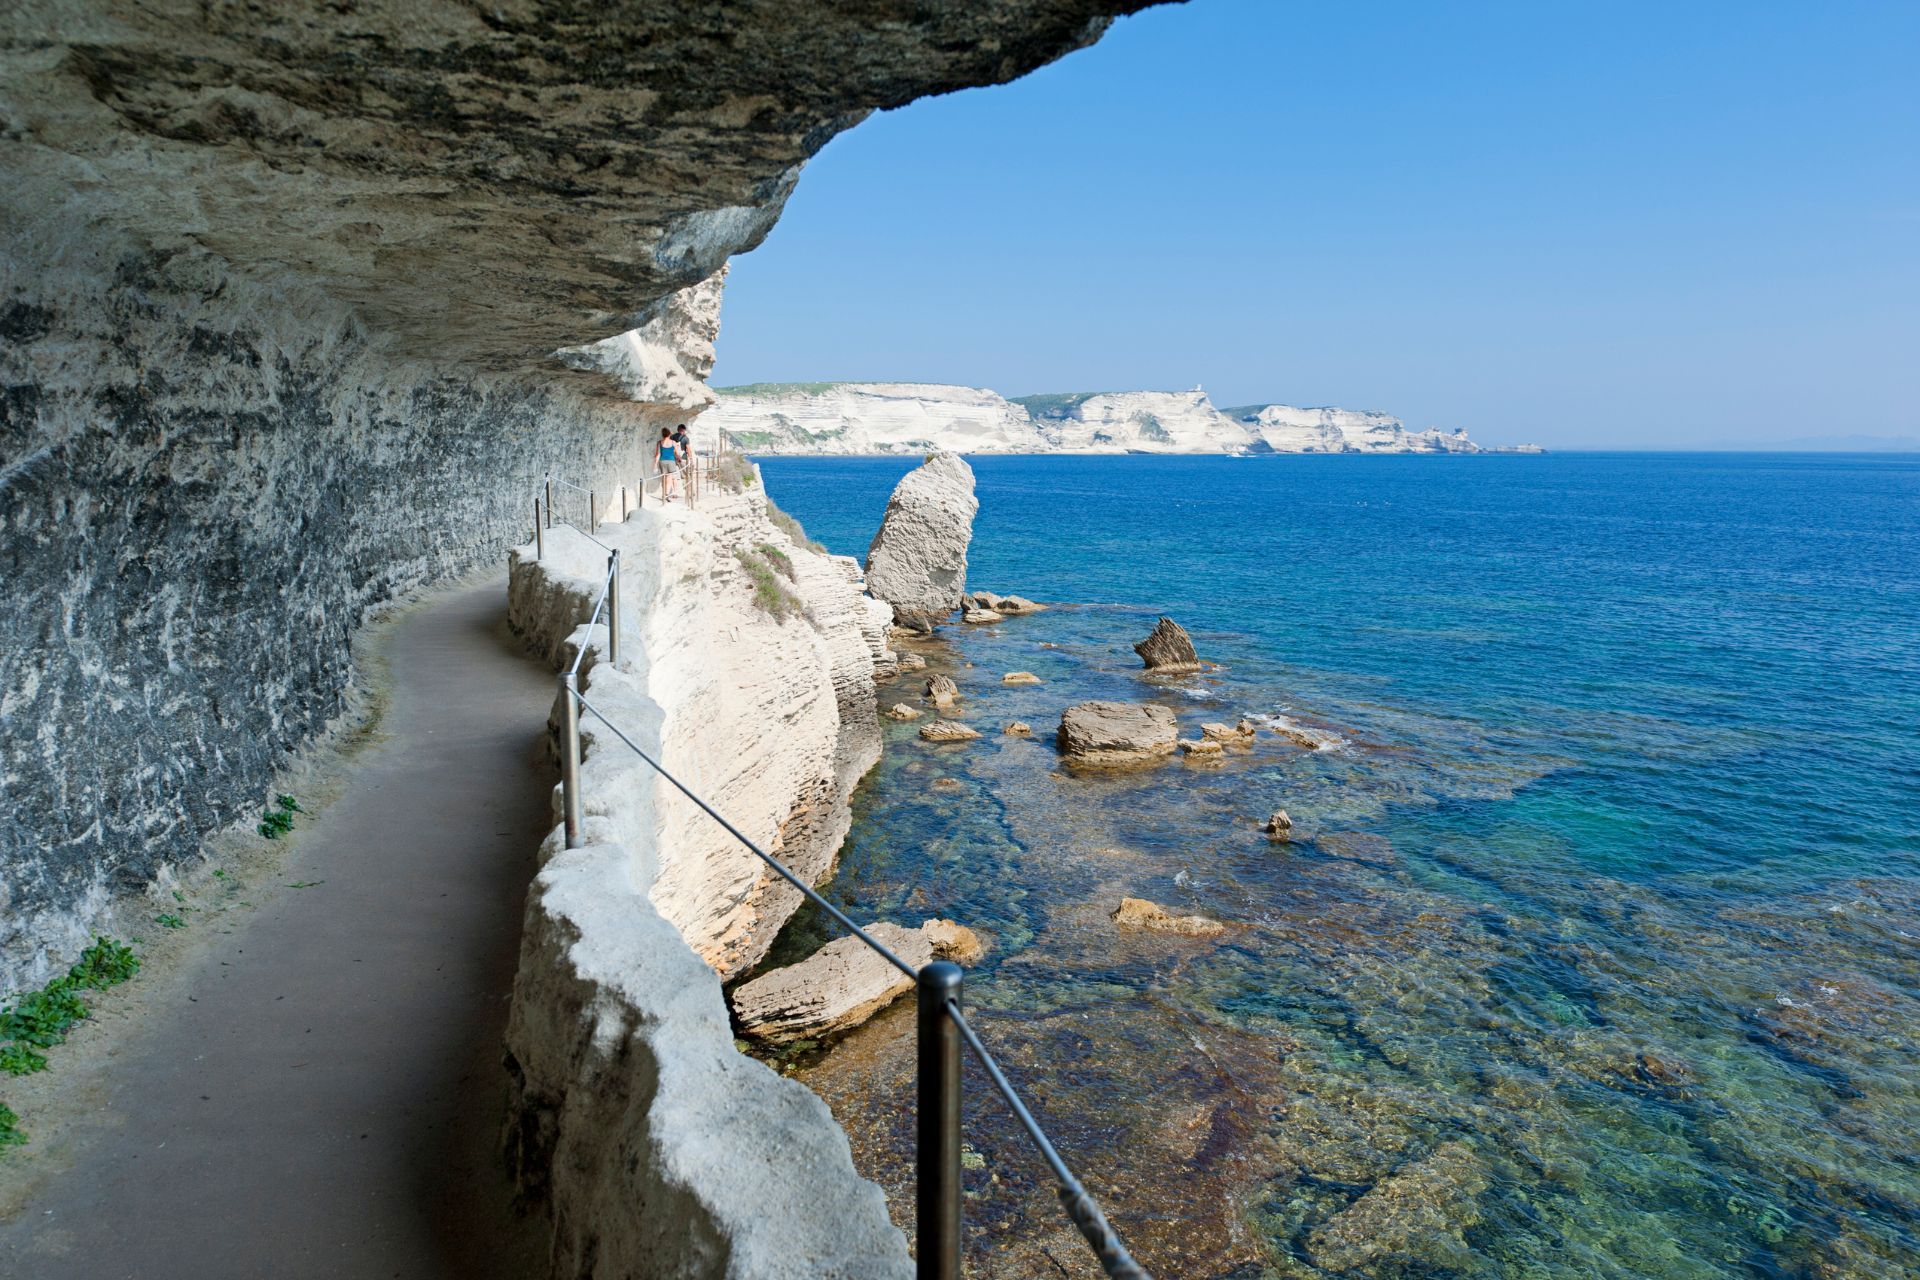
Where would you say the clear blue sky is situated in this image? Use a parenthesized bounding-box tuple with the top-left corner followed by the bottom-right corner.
(709, 0, 1918, 449)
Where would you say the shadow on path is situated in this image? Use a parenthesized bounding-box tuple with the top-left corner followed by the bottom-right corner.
(0, 576, 553, 1279)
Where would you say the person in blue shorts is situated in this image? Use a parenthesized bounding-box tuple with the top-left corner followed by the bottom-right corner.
(655, 425, 681, 502)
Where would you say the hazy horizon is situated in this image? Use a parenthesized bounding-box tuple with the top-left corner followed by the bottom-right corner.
(709, 0, 1917, 452)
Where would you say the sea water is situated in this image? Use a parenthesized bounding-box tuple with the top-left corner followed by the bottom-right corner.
(750, 452, 1920, 1279)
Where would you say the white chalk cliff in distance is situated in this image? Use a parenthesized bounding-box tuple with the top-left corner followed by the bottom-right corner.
(703, 382, 1541, 455)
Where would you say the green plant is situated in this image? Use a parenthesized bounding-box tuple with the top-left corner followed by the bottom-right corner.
(66, 937, 139, 990)
(764, 500, 826, 553)
(1, 1043, 47, 1076)
(755, 541, 796, 581)
(288, 880, 324, 889)
(709, 451, 757, 493)
(0, 1103, 24, 1148)
(257, 793, 300, 839)
(733, 548, 807, 622)
(155, 913, 186, 929)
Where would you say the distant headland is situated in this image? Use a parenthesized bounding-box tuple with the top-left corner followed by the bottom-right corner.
(705, 381, 1545, 456)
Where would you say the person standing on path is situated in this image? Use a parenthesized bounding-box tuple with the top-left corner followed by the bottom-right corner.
(674, 424, 694, 495)
(655, 425, 680, 502)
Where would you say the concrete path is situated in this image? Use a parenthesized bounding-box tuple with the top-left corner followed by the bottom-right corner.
(0, 576, 553, 1279)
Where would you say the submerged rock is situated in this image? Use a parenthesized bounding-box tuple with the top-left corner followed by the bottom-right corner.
(885, 703, 923, 721)
(1057, 701, 1178, 766)
(731, 918, 982, 1044)
(1002, 671, 1042, 685)
(864, 452, 977, 631)
(1134, 616, 1202, 673)
(896, 652, 928, 673)
(1304, 1140, 1489, 1273)
(1110, 897, 1225, 937)
(1003, 721, 1033, 736)
(919, 720, 980, 743)
(925, 675, 959, 708)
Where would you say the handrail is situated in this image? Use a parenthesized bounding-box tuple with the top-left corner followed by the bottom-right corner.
(528, 462, 1148, 1276)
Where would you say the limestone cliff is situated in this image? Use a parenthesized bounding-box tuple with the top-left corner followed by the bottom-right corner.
(707, 381, 1499, 455)
(500, 479, 906, 1274)
(0, 0, 1162, 990)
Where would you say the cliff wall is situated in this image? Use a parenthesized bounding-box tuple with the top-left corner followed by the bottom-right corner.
(0, 0, 1159, 990)
(708, 381, 1494, 455)
(499, 482, 907, 1276)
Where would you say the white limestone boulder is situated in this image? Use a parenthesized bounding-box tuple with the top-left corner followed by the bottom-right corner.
(864, 452, 977, 631)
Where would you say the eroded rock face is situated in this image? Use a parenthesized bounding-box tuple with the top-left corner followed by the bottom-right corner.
(1134, 616, 1203, 672)
(0, 0, 1159, 986)
(864, 452, 979, 631)
(1058, 701, 1178, 765)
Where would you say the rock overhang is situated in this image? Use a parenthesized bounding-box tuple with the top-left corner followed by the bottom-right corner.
(3, 0, 1171, 374)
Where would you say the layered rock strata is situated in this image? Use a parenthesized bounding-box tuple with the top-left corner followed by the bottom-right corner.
(730, 918, 983, 1044)
(1135, 616, 1203, 673)
(501, 480, 908, 1275)
(0, 0, 1158, 990)
(1057, 701, 1178, 765)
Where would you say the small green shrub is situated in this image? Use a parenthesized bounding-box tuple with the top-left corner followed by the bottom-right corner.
(765, 500, 826, 553)
(756, 541, 796, 581)
(155, 913, 186, 930)
(257, 793, 301, 839)
(1, 1042, 47, 1076)
(0, 1103, 25, 1148)
(733, 548, 808, 622)
(66, 937, 139, 991)
(710, 451, 757, 493)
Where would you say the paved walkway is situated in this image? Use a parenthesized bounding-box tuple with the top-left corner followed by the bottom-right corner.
(0, 577, 553, 1279)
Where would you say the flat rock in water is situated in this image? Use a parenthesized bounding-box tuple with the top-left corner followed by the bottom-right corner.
(961, 608, 1003, 624)
(1179, 738, 1224, 756)
(885, 703, 923, 721)
(919, 719, 980, 743)
(1003, 721, 1032, 736)
(1110, 896, 1225, 937)
(996, 595, 1045, 614)
(895, 652, 927, 673)
(1134, 616, 1202, 673)
(732, 918, 983, 1043)
(1002, 671, 1042, 685)
(1057, 701, 1177, 765)
(864, 452, 977, 631)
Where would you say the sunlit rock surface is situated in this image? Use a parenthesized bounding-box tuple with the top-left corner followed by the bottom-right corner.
(708, 381, 1498, 454)
(0, 0, 1162, 987)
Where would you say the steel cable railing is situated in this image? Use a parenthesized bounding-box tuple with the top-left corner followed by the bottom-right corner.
(528, 473, 1150, 1278)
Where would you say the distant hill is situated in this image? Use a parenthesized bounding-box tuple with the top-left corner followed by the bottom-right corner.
(703, 382, 1531, 456)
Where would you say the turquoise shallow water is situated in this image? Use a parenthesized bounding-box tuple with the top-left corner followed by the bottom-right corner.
(752, 453, 1920, 1279)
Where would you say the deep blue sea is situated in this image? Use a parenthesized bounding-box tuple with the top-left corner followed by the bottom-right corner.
(752, 452, 1920, 1279)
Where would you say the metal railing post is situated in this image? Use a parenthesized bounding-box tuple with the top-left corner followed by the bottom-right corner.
(917, 961, 964, 1280)
(560, 671, 583, 848)
(534, 499, 544, 560)
(607, 551, 621, 669)
(589, 488, 597, 535)
(545, 476, 554, 529)
(620, 485, 628, 521)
